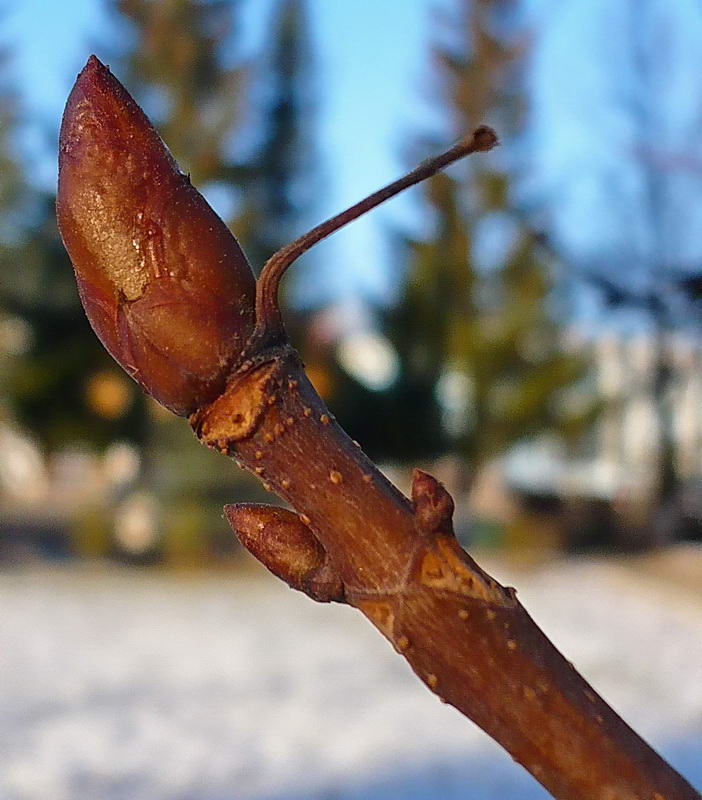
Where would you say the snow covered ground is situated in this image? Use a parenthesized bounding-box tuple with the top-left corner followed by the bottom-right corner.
(1, 554, 701, 800)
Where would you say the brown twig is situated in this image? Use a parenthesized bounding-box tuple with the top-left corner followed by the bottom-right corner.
(57, 56, 700, 800)
(193, 346, 698, 800)
(252, 125, 498, 347)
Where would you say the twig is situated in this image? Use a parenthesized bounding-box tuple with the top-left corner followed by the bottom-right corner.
(253, 126, 498, 346)
(57, 56, 701, 800)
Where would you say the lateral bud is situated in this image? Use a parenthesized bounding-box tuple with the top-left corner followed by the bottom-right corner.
(411, 469, 455, 536)
(225, 504, 345, 603)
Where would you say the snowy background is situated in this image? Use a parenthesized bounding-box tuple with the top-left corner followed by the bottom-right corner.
(1, 553, 701, 800)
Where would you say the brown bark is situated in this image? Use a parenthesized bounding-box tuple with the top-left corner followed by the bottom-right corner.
(198, 346, 698, 800)
(57, 56, 700, 800)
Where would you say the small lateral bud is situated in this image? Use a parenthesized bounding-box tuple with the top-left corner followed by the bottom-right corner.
(225, 504, 345, 603)
(411, 469, 455, 536)
(57, 56, 256, 416)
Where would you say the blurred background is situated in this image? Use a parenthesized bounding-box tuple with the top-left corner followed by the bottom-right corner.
(0, 1, 701, 798)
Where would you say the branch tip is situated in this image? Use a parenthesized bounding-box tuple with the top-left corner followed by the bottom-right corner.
(465, 124, 499, 152)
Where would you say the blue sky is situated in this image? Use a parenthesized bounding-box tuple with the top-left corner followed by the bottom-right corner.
(6, 0, 702, 315)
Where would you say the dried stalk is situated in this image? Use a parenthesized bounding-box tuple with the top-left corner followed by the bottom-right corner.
(57, 56, 700, 800)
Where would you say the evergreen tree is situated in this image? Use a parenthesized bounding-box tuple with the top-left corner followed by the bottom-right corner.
(1, 194, 149, 450)
(0, 50, 27, 245)
(104, 0, 321, 543)
(0, 43, 143, 450)
(0, 46, 31, 420)
(335, 0, 593, 475)
(236, 0, 318, 285)
(0, 1, 321, 558)
(114, 0, 250, 195)
(105, 0, 258, 537)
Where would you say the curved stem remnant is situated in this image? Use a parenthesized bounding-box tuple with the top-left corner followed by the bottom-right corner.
(252, 126, 498, 346)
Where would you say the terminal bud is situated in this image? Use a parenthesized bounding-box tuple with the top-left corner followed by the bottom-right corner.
(57, 55, 256, 415)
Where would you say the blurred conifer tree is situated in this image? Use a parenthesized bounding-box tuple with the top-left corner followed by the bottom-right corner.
(0, 43, 146, 450)
(114, 0, 250, 195)
(105, 0, 321, 558)
(0, 1, 255, 454)
(0, 50, 27, 241)
(235, 0, 319, 306)
(332, 0, 594, 477)
(1, 0, 319, 452)
(0, 0, 319, 559)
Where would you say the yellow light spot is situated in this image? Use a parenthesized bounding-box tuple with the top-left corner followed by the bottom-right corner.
(458, 609, 469, 620)
(329, 470, 342, 484)
(426, 674, 438, 689)
(85, 371, 132, 419)
(320, 414, 330, 425)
